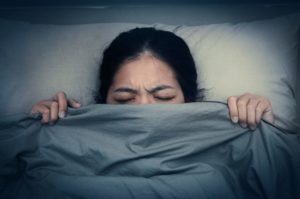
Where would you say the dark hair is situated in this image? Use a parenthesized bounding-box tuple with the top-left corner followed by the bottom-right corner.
(95, 27, 204, 103)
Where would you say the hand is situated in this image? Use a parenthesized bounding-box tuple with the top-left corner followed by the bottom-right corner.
(227, 93, 274, 130)
(31, 91, 81, 124)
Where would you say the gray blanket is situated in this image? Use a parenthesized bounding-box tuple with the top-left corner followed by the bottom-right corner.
(0, 102, 300, 199)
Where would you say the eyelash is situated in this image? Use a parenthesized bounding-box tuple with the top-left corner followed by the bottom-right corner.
(115, 97, 175, 104)
(115, 98, 133, 104)
(155, 97, 175, 101)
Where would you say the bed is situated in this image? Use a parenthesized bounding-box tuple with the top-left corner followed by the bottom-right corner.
(0, 1, 300, 199)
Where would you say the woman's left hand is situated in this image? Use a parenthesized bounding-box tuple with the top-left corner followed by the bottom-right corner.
(227, 93, 274, 130)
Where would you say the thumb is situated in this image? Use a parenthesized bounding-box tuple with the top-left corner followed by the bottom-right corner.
(68, 99, 81, 108)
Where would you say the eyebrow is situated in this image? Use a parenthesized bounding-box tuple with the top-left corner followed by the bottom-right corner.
(113, 85, 175, 94)
(113, 87, 138, 94)
(147, 85, 175, 93)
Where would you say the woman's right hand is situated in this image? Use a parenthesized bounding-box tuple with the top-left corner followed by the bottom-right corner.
(31, 91, 81, 124)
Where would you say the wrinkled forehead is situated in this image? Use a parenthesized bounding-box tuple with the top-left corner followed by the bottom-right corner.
(111, 53, 179, 87)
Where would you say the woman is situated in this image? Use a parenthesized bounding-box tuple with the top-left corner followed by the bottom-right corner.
(31, 27, 274, 130)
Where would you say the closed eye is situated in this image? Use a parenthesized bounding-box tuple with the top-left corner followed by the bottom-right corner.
(115, 98, 134, 104)
(155, 96, 175, 101)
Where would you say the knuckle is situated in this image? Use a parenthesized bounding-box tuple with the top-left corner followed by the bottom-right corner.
(51, 101, 58, 108)
(258, 96, 265, 101)
(249, 98, 258, 103)
(227, 96, 236, 102)
(40, 100, 52, 106)
(243, 92, 252, 96)
(237, 100, 246, 107)
(255, 106, 263, 112)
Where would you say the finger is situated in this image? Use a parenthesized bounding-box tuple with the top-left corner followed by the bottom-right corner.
(263, 109, 274, 124)
(68, 98, 81, 108)
(261, 100, 274, 124)
(247, 98, 260, 130)
(49, 101, 59, 124)
(237, 94, 251, 128)
(227, 96, 239, 123)
(255, 101, 274, 125)
(54, 92, 68, 118)
(31, 104, 51, 124)
(255, 101, 264, 124)
(40, 101, 60, 124)
(30, 111, 42, 119)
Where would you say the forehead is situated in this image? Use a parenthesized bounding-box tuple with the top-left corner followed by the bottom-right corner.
(112, 53, 177, 85)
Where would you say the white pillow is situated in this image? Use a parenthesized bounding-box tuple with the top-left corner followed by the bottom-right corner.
(0, 15, 299, 131)
(0, 21, 148, 114)
(155, 15, 300, 131)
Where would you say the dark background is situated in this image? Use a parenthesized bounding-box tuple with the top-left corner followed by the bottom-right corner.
(0, 0, 299, 6)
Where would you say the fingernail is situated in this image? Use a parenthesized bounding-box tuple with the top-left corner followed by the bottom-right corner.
(231, 117, 238, 123)
(59, 111, 65, 118)
(241, 123, 247, 128)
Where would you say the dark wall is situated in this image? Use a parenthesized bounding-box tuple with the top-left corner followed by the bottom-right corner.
(0, 0, 299, 7)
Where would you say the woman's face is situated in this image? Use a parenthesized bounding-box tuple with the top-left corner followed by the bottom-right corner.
(106, 52, 185, 104)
